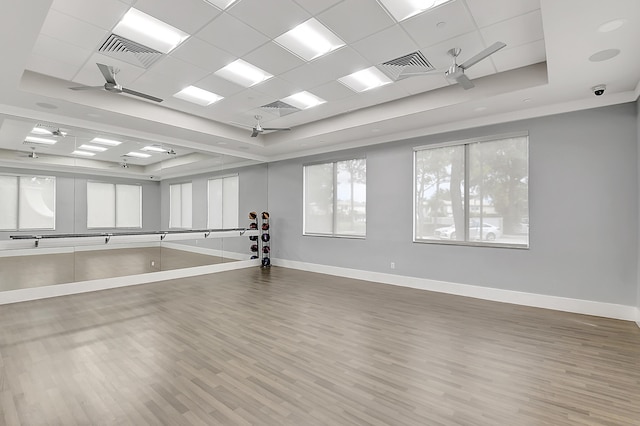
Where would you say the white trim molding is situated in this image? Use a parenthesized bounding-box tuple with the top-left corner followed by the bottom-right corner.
(0, 259, 259, 306)
(272, 259, 638, 322)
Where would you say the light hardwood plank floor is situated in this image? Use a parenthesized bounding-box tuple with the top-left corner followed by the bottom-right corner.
(0, 267, 639, 425)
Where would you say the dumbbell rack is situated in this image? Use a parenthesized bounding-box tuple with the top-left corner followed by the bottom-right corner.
(260, 212, 270, 268)
(248, 212, 259, 260)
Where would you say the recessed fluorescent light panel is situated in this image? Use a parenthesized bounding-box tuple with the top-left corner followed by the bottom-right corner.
(215, 59, 273, 87)
(31, 127, 52, 135)
(275, 18, 345, 61)
(78, 144, 108, 152)
(281, 91, 326, 109)
(202, 0, 238, 10)
(126, 152, 151, 158)
(113, 8, 190, 54)
(379, 0, 453, 22)
(71, 150, 96, 157)
(91, 138, 122, 146)
(174, 86, 223, 106)
(141, 145, 168, 153)
(338, 67, 393, 92)
(25, 136, 57, 145)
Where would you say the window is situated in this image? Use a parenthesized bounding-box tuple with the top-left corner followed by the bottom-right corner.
(169, 182, 192, 228)
(0, 175, 56, 230)
(208, 175, 239, 229)
(414, 134, 528, 247)
(304, 158, 366, 237)
(87, 182, 142, 228)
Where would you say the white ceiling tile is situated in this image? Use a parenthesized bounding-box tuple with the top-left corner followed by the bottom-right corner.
(480, 10, 544, 49)
(491, 39, 546, 72)
(292, 0, 343, 16)
(170, 37, 236, 72)
(251, 77, 302, 99)
(401, 0, 476, 49)
(40, 9, 107, 51)
(318, 0, 394, 44)
(420, 31, 488, 70)
(197, 12, 270, 57)
(133, 0, 221, 34)
(125, 72, 182, 100)
(31, 34, 92, 69)
(26, 54, 78, 81)
(72, 53, 147, 86)
(351, 25, 419, 64)
(145, 56, 210, 84)
(280, 47, 371, 88)
(308, 81, 354, 102)
(227, 0, 310, 38)
(242, 42, 305, 76)
(208, 90, 274, 115)
(51, 0, 129, 30)
(395, 73, 449, 95)
(466, 0, 540, 28)
(195, 73, 246, 97)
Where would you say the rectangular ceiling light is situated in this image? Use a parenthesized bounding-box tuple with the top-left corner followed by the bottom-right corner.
(71, 150, 96, 157)
(24, 136, 57, 145)
(126, 152, 152, 158)
(31, 127, 52, 135)
(378, 0, 453, 22)
(202, 0, 238, 10)
(91, 137, 122, 146)
(281, 91, 326, 110)
(78, 144, 108, 152)
(174, 86, 223, 106)
(275, 18, 345, 61)
(338, 67, 393, 92)
(141, 145, 168, 153)
(113, 8, 190, 54)
(215, 59, 273, 87)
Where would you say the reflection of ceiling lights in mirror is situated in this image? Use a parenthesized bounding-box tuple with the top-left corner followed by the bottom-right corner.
(174, 86, 223, 106)
(71, 150, 95, 157)
(281, 91, 326, 109)
(78, 144, 108, 152)
(141, 145, 168, 153)
(25, 136, 57, 145)
(338, 67, 393, 92)
(597, 19, 625, 32)
(378, 0, 453, 22)
(275, 18, 345, 61)
(215, 59, 273, 87)
(31, 127, 52, 135)
(126, 152, 151, 158)
(112, 8, 190, 54)
(91, 137, 122, 146)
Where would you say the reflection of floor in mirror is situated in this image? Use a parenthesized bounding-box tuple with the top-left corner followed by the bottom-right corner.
(0, 247, 237, 291)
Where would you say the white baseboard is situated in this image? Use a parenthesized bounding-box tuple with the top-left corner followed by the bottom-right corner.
(272, 259, 638, 322)
(161, 242, 248, 261)
(636, 308, 640, 329)
(0, 259, 260, 306)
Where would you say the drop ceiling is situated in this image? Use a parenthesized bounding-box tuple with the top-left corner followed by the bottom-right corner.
(0, 0, 638, 179)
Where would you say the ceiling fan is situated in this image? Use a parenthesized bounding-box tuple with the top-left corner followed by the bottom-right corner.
(70, 63, 163, 102)
(18, 147, 39, 159)
(399, 41, 506, 90)
(234, 115, 291, 137)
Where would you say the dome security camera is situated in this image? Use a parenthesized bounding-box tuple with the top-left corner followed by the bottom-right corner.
(592, 84, 606, 96)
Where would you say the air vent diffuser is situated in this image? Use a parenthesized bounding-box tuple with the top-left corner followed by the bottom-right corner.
(98, 34, 163, 69)
(379, 51, 435, 81)
(261, 100, 301, 117)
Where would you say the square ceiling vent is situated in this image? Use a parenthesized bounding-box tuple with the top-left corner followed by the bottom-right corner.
(98, 33, 164, 69)
(261, 100, 301, 117)
(378, 50, 435, 81)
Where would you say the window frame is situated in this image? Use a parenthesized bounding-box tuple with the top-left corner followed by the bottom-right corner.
(86, 181, 142, 229)
(303, 157, 367, 239)
(0, 173, 56, 231)
(413, 131, 529, 249)
(207, 174, 239, 229)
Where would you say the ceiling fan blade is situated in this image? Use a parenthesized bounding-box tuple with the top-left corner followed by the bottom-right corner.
(455, 74, 475, 90)
(121, 87, 163, 102)
(96, 63, 118, 85)
(251, 128, 260, 137)
(261, 127, 291, 131)
(69, 85, 104, 91)
(460, 42, 506, 70)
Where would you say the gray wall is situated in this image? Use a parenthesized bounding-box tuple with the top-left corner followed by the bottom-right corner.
(268, 103, 639, 306)
(160, 163, 269, 255)
(637, 97, 640, 313)
(0, 168, 161, 240)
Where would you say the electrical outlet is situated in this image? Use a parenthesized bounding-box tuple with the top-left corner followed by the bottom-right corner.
(390, 262, 395, 269)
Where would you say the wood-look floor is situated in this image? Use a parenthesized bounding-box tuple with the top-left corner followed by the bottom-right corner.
(1, 267, 639, 425)
(0, 248, 235, 292)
